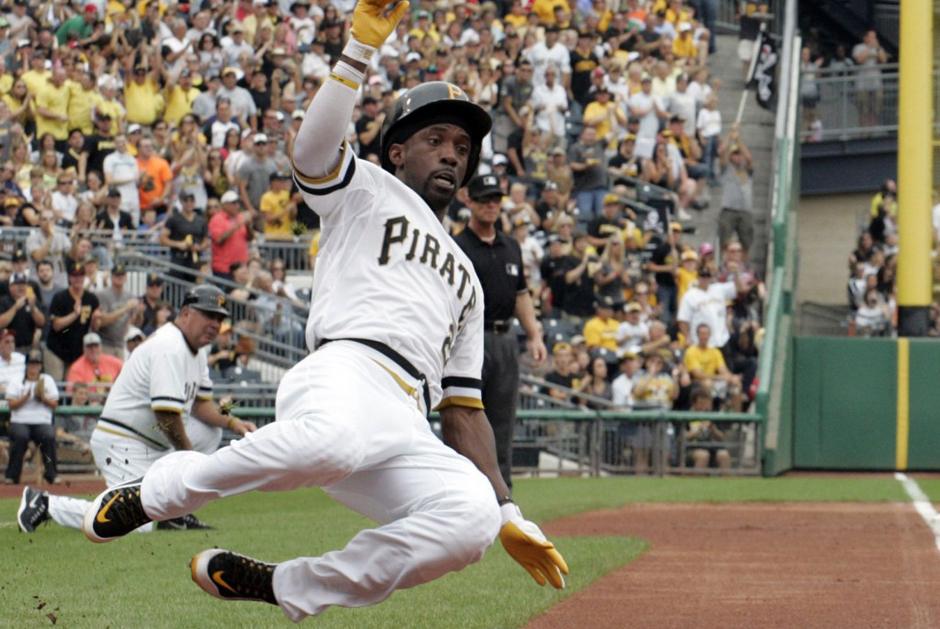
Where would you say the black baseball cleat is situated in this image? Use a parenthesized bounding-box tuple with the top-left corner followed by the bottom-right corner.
(191, 549, 278, 605)
(157, 513, 214, 531)
(17, 486, 50, 533)
(82, 477, 151, 543)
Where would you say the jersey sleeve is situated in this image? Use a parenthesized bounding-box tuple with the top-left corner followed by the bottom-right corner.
(149, 348, 188, 414)
(437, 293, 485, 410)
(292, 148, 382, 222)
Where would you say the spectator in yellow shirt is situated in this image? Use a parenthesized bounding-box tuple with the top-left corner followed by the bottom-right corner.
(683, 323, 742, 410)
(582, 87, 625, 147)
(67, 70, 100, 135)
(163, 68, 200, 126)
(259, 172, 296, 241)
(93, 75, 125, 135)
(532, 0, 567, 24)
(673, 23, 698, 61)
(35, 68, 70, 142)
(21, 54, 50, 97)
(124, 63, 163, 126)
(676, 249, 699, 302)
(503, 1, 528, 29)
(582, 295, 621, 352)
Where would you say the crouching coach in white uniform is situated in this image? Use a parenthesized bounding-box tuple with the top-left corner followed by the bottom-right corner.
(16, 285, 255, 533)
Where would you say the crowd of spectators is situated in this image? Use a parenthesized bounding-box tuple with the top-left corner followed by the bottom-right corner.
(0, 0, 773, 477)
(847, 178, 896, 337)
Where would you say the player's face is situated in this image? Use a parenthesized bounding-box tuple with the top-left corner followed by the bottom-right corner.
(392, 124, 471, 213)
(181, 307, 224, 348)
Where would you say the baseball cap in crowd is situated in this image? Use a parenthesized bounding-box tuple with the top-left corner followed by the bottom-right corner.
(570, 334, 586, 346)
(10, 272, 27, 284)
(467, 174, 502, 201)
(641, 74, 652, 83)
(84, 4, 97, 14)
(550, 147, 565, 157)
(405, 52, 422, 63)
(253, 133, 268, 144)
(68, 261, 85, 276)
(624, 302, 642, 314)
(111, 262, 127, 275)
(222, 66, 239, 77)
(544, 181, 559, 191)
(12, 249, 26, 262)
(83, 332, 102, 347)
(603, 193, 624, 206)
(552, 341, 572, 354)
(147, 272, 164, 286)
(492, 154, 508, 167)
(125, 326, 145, 343)
(292, 109, 305, 120)
(681, 249, 699, 262)
(595, 295, 617, 310)
(180, 191, 195, 201)
(678, 22, 692, 32)
(127, 123, 142, 135)
(107, 187, 122, 198)
(669, 114, 685, 124)
(220, 190, 240, 204)
(669, 221, 683, 232)
(699, 242, 715, 257)
(26, 349, 42, 364)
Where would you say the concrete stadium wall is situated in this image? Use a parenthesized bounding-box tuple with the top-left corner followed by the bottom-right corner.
(796, 193, 872, 305)
(791, 336, 940, 470)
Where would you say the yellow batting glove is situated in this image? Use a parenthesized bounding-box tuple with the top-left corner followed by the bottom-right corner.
(499, 503, 569, 589)
(350, 0, 411, 49)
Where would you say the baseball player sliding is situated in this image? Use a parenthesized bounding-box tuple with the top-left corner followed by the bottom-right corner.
(80, 0, 568, 621)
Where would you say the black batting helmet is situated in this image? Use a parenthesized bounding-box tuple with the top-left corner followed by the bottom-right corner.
(181, 284, 229, 317)
(380, 81, 491, 186)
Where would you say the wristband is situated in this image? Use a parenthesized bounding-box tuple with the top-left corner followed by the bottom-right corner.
(342, 38, 376, 65)
(500, 502, 523, 526)
(227, 417, 238, 430)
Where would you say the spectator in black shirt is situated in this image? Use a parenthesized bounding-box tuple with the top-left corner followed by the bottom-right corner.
(60, 129, 88, 179)
(587, 194, 632, 251)
(0, 272, 45, 352)
(569, 31, 601, 109)
(559, 232, 599, 318)
(160, 192, 209, 281)
(540, 234, 569, 318)
(646, 221, 683, 324)
(134, 273, 164, 337)
(544, 341, 577, 403)
(356, 96, 385, 161)
(84, 115, 116, 176)
(45, 261, 99, 379)
(208, 320, 237, 374)
(95, 188, 134, 233)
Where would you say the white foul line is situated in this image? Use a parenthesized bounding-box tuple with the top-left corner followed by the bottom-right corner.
(895, 472, 940, 552)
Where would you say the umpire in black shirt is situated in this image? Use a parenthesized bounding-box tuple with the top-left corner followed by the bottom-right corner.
(455, 174, 547, 492)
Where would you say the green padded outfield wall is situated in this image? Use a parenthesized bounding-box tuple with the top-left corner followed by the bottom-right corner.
(792, 337, 898, 469)
(905, 339, 940, 469)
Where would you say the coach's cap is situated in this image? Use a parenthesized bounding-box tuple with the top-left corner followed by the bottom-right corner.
(26, 349, 43, 363)
(146, 272, 164, 286)
(83, 332, 102, 347)
(220, 190, 240, 204)
(182, 284, 229, 317)
(125, 326, 145, 342)
(10, 272, 27, 284)
(467, 174, 501, 201)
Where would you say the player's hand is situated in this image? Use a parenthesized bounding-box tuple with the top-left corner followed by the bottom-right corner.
(499, 503, 568, 589)
(229, 418, 256, 436)
(350, 0, 410, 48)
(527, 335, 547, 364)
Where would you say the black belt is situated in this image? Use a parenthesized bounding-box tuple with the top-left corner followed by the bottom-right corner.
(317, 338, 431, 416)
(98, 417, 169, 451)
(484, 320, 512, 334)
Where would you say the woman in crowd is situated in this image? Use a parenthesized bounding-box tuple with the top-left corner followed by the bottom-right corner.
(4, 350, 60, 485)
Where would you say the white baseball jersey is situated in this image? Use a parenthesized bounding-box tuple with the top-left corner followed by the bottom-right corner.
(293, 142, 485, 410)
(97, 323, 213, 449)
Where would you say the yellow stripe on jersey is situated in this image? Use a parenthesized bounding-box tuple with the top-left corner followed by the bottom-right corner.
(96, 425, 153, 446)
(291, 141, 348, 185)
(435, 396, 485, 411)
(196, 394, 213, 401)
(151, 406, 183, 414)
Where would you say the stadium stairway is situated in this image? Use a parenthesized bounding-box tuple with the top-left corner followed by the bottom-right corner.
(683, 32, 776, 275)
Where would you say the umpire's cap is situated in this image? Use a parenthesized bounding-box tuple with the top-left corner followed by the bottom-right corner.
(181, 284, 229, 317)
(380, 81, 491, 186)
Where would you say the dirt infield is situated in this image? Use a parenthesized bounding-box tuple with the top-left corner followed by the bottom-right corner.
(527, 503, 940, 629)
(0, 477, 104, 499)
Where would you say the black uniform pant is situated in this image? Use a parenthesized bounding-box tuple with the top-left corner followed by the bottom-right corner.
(482, 330, 520, 490)
(5, 423, 57, 483)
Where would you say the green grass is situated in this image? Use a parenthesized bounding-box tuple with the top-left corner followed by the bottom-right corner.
(0, 476, 911, 628)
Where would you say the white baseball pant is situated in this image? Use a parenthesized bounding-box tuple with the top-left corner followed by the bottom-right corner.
(46, 420, 222, 530)
(141, 341, 501, 622)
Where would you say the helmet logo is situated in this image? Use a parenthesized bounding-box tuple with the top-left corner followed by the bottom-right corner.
(217, 295, 226, 307)
(403, 96, 412, 113)
(447, 84, 464, 100)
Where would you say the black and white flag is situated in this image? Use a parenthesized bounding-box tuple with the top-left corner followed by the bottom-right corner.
(746, 28, 778, 109)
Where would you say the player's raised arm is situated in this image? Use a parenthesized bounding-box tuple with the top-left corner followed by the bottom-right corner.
(291, 0, 410, 179)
